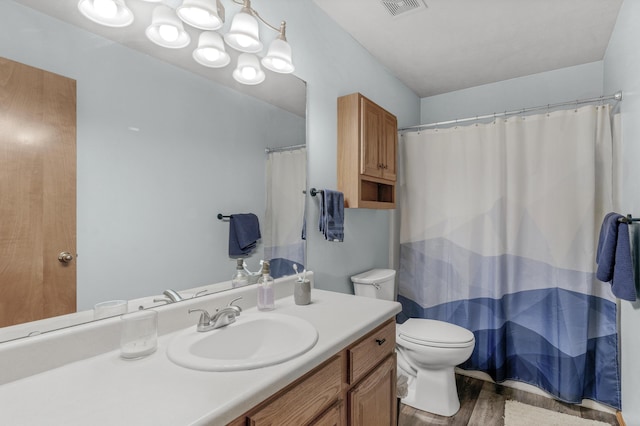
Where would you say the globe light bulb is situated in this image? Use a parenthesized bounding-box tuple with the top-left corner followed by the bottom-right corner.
(158, 24, 179, 42)
(201, 47, 221, 62)
(241, 66, 257, 80)
(93, 0, 117, 17)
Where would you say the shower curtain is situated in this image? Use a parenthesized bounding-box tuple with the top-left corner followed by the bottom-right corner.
(398, 105, 621, 409)
(264, 148, 306, 278)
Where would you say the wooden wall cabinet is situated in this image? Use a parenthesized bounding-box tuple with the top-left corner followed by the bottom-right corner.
(228, 319, 397, 426)
(338, 93, 398, 209)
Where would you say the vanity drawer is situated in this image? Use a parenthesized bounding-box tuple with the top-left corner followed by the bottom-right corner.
(247, 355, 342, 426)
(348, 319, 396, 384)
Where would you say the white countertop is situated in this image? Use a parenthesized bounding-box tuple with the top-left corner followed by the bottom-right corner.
(0, 288, 401, 425)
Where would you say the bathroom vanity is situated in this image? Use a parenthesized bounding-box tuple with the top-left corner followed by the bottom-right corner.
(227, 319, 397, 425)
(0, 274, 401, 425)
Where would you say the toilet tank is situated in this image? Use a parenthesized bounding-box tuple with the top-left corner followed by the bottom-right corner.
(350, 269, 396, 301)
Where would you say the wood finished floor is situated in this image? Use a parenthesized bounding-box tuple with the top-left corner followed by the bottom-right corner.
(398, 375, 620, 426)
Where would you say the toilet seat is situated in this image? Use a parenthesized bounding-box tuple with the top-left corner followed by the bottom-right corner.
(398, 319, 474, 348)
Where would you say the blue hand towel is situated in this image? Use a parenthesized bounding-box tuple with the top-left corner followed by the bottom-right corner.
(596, 212, 637, 301)
(228, 213, 261, 257)
(318, 189, 344, 242)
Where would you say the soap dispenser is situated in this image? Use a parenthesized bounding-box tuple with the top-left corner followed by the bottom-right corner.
(231, 258, 249, 288)
(257, 260, 275, 311)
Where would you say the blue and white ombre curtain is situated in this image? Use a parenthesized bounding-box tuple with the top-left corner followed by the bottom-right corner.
(264, 147, 306, 278)
(398, 104, 621, 409)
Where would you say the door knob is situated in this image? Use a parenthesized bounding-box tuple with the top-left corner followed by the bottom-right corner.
(58, 252, 74, 263)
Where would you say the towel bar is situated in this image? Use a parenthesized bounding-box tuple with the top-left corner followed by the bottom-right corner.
(303, 188, 324, 197)
(217, 214, 231, 221)
(618, 214, 640, 224)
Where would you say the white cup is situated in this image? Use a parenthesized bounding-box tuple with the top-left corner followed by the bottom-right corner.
(93, 300, 128, 319)
(120, 310, 158, 359)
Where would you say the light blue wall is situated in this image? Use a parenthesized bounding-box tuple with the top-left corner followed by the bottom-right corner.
(420, 62, 604, 124)
(603, 0, 640, 423)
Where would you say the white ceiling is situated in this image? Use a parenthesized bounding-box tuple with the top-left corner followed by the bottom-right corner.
(313, 0, 623, 98)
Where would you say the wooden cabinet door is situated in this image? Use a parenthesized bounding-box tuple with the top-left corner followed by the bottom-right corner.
(360, 97, 382, 178)
(381, 111, 397, 181)
(247, 356, 342, 426)
(0, 57, 76, 327)
(348, 355, 397, 426)
(309, 401, 344, 426)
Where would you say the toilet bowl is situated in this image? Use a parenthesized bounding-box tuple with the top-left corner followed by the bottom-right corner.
(351, 269, 476, 417)
(396, 319, 475, 416)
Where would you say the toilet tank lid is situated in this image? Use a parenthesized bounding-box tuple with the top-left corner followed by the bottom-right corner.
(398, 319, 475, 345)
(350, 268, 396, 284)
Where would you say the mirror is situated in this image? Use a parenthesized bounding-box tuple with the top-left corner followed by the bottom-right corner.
(0, 0, 307, 341)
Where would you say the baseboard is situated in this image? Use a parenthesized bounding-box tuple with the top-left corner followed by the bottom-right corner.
(616, 411, 626, 426)
(454, 368, 617, 415)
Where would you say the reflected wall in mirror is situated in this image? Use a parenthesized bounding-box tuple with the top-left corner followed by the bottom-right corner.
(0, 0, 306, 341)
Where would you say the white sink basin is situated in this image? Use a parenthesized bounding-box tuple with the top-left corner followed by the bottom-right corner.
(167, 312, 318, 371)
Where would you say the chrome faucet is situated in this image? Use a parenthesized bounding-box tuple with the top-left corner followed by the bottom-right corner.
(153, 289, 184, 304)
(163, 289, 184, 302)
(189, 297, 243, 332)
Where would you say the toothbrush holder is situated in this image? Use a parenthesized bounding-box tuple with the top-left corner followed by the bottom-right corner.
(294, 279, 311, 305)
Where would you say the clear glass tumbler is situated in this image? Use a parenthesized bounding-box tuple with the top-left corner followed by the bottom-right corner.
(120, 310, 158, 359)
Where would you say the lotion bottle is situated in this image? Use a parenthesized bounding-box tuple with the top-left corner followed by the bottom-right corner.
(231, 258, 249, 288)
(257, 261, 275, 311)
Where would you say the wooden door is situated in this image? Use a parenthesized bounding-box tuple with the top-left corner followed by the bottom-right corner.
(348, 355, 397, 426)
(360, 96, 382, 178)
(0, 57, 76, 328)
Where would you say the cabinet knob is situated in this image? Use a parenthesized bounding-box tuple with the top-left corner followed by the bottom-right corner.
(375, 338, 386, 346)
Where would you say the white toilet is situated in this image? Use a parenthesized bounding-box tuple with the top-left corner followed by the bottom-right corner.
(351, 269, 475, 417)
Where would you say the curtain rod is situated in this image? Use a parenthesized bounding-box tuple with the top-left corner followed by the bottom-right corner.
(265, 144, 306, 153)
(399, 90, 623, 133)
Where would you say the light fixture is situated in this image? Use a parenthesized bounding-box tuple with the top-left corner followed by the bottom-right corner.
(232, 53, 265, 85)
(261, 22, 294, 74)
(77, 0, 294, 86)
(223, 1, 262, 53)
(193, 32, 230, 68)
(145, 5, 191, 49)
(77, 0, 133, 28)
(177, 0, 224, 31)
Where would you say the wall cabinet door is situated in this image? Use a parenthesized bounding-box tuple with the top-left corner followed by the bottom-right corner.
(361, 97, 383, 178)
(348, 355, 397, 426)
(381, 111, 397, 181)
(360, 97, 397, 181)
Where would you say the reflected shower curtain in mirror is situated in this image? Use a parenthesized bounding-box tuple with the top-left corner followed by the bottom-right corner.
(398, 105, 621, 409)
(264, 147, 306, 278)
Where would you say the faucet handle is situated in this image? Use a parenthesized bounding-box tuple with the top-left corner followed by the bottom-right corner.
(227, 297, 243, 315)
(188, 308, 212, 327)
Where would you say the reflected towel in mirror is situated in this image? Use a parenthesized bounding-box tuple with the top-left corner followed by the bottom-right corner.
(229, 213, 261, 257)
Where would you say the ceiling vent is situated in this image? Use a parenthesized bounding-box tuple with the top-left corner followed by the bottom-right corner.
(380, 0, 427, 17)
